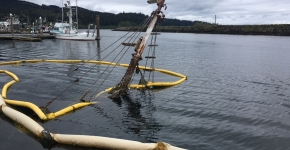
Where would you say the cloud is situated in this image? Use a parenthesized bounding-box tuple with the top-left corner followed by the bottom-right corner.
(25, 0, 290, 25)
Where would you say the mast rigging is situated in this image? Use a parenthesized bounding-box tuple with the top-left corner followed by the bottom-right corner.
(108, 0, 167, 99)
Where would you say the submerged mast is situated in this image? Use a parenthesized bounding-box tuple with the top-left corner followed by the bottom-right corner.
(108, 0, 166, 98)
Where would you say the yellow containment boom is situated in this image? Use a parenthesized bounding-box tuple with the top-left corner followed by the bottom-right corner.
(0, 59, 187, 121)
(4, 99, 94, 121)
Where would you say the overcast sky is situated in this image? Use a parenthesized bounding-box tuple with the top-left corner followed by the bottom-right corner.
(24, 0, 290, 25)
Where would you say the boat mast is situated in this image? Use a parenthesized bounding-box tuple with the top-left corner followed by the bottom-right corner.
(68, 1, 73, 31)
(61, 0, 63, 29)
(76, 0, 78, 30)
(108, 0, 167, 99)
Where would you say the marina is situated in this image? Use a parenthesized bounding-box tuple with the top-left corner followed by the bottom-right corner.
(0, 0, 100, 42)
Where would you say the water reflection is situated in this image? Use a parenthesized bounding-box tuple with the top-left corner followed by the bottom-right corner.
(62, 40, 102, 82)
(60, 40, 80, 60)
(112, 90, 162, 142)
(12, 40, 15, 48)
(0, 114, 51, 149)
(0, 113, 108, 150)
(97, 40, 101, 60)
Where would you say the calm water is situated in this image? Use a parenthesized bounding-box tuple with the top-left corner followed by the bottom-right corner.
(1, 30, 290, 150)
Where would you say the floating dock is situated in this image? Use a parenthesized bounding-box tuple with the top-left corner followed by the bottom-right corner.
(0, 34, 55, 41)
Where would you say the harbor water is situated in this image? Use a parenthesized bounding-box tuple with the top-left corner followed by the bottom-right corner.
(1, 29, 290, 150)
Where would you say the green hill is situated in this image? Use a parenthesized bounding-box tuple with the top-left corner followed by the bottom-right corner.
(0, 0, 193, 28)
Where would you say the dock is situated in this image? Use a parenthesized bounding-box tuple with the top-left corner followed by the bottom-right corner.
(11, 36, 42, 42)
(0, 33, 55, 42)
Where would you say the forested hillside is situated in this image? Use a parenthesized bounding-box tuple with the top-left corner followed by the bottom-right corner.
(0, 0, 193, 28)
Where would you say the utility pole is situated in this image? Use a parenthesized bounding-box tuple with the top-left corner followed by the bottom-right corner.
(215, 15, 217, 24)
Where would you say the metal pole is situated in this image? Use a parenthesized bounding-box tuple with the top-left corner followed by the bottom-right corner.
(32, 22, 34, 33)
(39, 16, 43, 36)
(87, 24, 90, 37)
(10, 13, 13, 37)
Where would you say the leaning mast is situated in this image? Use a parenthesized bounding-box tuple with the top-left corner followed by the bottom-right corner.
(108, 0, 167, 98)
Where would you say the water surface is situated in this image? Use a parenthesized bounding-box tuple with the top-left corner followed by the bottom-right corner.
(1, 30, 290, 150)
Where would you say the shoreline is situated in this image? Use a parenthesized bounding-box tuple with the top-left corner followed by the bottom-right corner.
(112, 24, 290, 36)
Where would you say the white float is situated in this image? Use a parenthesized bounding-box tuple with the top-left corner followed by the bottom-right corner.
(0, 94, 185, 149)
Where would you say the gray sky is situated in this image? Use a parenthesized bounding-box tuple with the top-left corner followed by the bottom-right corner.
(25, 0, 290, 25)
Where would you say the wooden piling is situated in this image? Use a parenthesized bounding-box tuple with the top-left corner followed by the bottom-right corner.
(10, 14, 13, 37)
(96, 15, 100, 40)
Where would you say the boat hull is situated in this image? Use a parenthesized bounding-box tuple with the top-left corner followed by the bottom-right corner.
(54, 32, 96, 41)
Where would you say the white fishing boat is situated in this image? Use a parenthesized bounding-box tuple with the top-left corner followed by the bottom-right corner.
(0, 14, 21, 32)
(51, 0, 96, 41)
(0, 21, 9, 31)
(50, 22, 76, 34)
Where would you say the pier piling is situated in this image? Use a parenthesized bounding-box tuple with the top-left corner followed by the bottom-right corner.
(10, 13, 13, 37)
(95, 15, 100, 40)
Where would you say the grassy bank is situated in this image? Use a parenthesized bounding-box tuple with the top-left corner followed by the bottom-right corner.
(113, 24, 290, 36)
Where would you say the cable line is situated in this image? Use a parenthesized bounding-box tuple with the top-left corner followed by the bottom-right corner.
(45, 16, 153, 107)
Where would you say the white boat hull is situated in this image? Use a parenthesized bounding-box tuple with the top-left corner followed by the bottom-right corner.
(54, 32, 96, 41)
(52, 1, 97, 41)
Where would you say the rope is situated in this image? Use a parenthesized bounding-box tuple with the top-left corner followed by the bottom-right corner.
(81, 40, 134, 101)
(87, 17, 153, 101)
(142, 23, 158, 83)
(113, 16, 161, 91)
(78, 16, 152, 101)
(144, 33, 154, 76)
(66, 17, 151, 77)
(45, 16, 152, 107)
(148, 23, 159, 83)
